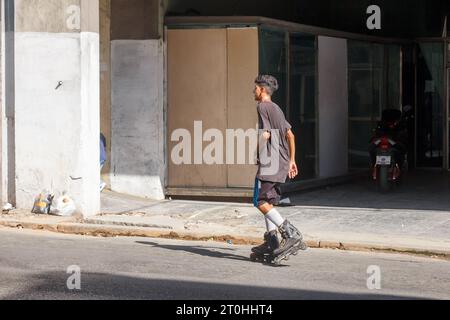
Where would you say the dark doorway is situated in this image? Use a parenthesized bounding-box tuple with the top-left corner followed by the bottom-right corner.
(415, 42, 445, 168)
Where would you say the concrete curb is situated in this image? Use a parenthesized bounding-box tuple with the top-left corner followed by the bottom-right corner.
(1, 219, 449, 260)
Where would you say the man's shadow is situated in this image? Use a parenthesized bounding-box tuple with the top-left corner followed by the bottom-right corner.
(136, 241, 287, 267)
(136, 241, 249, 261)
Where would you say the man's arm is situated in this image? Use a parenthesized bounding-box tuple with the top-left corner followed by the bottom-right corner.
(286, 129, 299, 179)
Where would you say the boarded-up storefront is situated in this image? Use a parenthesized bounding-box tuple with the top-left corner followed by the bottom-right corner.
(167, 28, 259, 192)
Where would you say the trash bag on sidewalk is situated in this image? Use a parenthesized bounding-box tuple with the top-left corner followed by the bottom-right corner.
(32, 192, 54, 215)
(50, 194, 77, 217)
(2, 203, 14, 214)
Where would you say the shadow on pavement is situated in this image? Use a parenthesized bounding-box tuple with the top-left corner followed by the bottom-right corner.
(288, 170, 450, 212)
(136, 241, 251, 262)
(135, 241, 293, 268)
(2, 271, 425, 300)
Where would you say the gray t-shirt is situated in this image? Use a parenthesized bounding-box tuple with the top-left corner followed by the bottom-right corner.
(257, 101, 292, 183)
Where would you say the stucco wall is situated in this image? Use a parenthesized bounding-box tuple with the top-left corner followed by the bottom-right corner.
(318, 36, 349, 178)
(110, 40, 165, 200)
(10, 1, 100, 216)
(14, 32, 100, 215)
(15, 0, 98, 33)
(0, 2, 3, 204)
(111, 0, 161, 40)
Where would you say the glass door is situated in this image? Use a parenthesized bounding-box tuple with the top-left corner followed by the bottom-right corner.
(289, 33, 317, 180)
(347, 41, 401, 169)
(348, 41, 385, 168)
(416, 42, 445, 168)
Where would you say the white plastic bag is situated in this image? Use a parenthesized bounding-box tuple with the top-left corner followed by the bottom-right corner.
(51, 194, 77, 217)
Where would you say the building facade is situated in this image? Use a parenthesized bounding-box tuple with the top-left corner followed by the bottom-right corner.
(1, 0, 449, 216)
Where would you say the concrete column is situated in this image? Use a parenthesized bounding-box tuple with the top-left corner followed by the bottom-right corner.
(2, 0, 15, 206)
(109, 0, 165, 200)
(11, 0, 100, 216)
(0, 2, 3, 205)
(318, 36, 349, 178)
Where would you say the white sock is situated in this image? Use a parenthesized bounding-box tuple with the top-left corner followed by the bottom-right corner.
(265, 209, 285, 228)
(265, 217, 278, 232)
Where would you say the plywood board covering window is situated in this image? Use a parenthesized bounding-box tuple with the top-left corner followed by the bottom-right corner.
(167, 28, 258, 188)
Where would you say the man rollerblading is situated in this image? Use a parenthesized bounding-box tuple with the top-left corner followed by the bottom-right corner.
(272, 220, 308, 265)
(250, 230, 280, 263)
(251, 75, 308, 266)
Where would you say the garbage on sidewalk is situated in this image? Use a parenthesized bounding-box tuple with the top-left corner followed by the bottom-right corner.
(31, 192, 54, 215)
(2, 203, 14, 214)
(31, 191, 77, 217)
(50, 194, 77, 217)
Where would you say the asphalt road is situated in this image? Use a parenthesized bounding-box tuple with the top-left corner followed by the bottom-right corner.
(0, 227, 449, 300)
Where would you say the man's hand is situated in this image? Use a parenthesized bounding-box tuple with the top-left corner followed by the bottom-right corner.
(289, 161, 299, 179)
(262, 131, 271, 141)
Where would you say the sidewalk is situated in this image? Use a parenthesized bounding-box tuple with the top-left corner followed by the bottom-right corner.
(1, 187, 450, 259)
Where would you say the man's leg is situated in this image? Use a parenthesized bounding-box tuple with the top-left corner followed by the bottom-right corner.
(257, 182, 306, 260)
(252, 179, 279, 256)
(265, 215, 278, 232)
(257, 182, 285, 227)
(254, 179, 280, 232)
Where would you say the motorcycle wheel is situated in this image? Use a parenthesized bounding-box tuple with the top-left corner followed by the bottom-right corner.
(378, 166, 390, 192)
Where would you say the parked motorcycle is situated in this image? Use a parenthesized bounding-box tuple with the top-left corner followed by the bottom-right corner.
(369, 106, 412, 192)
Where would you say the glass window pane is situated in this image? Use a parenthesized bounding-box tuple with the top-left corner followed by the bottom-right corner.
(348, 41, 371, 66)
(371, 44, 384, 68)
(349, 121, 373, 168)
(290, 33, 317, 179)
(387, 45, 401, 110)
(349, 69, 382, 118)
(348, 41, 387, 168)
(416, 42, 444, 167)
(448, 43, 450, 64)
(259, 27, 288, 114)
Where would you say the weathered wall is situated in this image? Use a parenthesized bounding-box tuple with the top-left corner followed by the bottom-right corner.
(100, 0, 111, 186)
(12, 0, 100, 216)
(2, 0, 15, 206)
(0, 2, 3, 204)
(110, 40, 165, 199)
(318, 36, 349, 178)
(109, 0, 165, 200)
(111, 0, 161, 40)
(15, 0, 80, 33)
